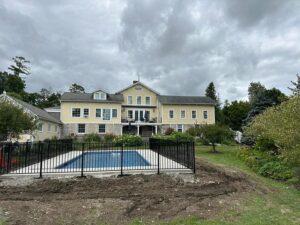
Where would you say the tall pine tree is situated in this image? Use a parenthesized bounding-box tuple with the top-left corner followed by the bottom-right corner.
(205, 82, 224, 124)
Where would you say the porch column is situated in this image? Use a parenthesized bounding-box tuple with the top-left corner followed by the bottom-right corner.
(137, 125, 140, 136)
(155, 125, 158, 134)
(120, 125, 123, 136)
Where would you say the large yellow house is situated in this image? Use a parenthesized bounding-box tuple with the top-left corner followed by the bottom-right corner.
(60, 81, 215, 137)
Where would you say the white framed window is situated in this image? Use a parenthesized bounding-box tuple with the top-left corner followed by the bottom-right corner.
(112, 109, 118, 118)
(177, 124, 183, 133)
(96, 108, 101, 118)
(98, 124, 106, 133)
(100, 92, 106, 100)
(180, 110, 186, 119)
(78, 124, 85, 134)
(192, 110, 197, 119)
(128, 110, 133, 119)
(94, 93, 100, 100)
(94, 92, 106, 100)
(37, 123, 43, 132)
(83, 108, 89, 117)
(128, 96, 132, 105)
(103, 109, 111, 121)
(72, 108, 81, 117)
(48, 124, 51, 132)
(137, 96, 142, 105)
(145, 96, 151, 105)
(203, 111, 208, 119)
(169, 110, 174, 119)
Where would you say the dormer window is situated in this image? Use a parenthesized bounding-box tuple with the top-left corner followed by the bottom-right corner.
(93, 91, 107, 100)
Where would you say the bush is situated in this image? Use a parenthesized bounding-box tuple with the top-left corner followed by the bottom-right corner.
(153, 132, 194, 142)
(255, 138, 278, 153)
(83, 133, 101, 142)
(170, 132, 194, 142)
(186, 127, 199, 137)
(164, 127, 175, 135)
(104, 133, 116, 142)
(113, 135, 143, 147)
(258, 162, 293, 180)
(245, 96, 300, 166)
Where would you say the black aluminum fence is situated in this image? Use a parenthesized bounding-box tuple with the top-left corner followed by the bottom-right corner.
(0, 139, 195, 177)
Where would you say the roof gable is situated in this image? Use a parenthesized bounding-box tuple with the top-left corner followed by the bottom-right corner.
(116, 81, 159, 95)
(0, 93, 61, 124)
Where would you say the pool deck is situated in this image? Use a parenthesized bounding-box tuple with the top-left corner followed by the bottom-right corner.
(2, 149, 192, 178)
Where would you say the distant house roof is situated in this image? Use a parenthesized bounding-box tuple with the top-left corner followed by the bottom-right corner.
(61, 92, 123, 103)
(116, 81, 160, 95)
(158, 95, 215, 105)
(0, 94, 61, 124)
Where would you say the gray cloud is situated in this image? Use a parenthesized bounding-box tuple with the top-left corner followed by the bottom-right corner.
(0, 0, 299, 102)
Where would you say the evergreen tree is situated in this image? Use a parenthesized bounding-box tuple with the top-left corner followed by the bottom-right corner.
(205, 82, 224, 124)
(205, 82, 217, 101)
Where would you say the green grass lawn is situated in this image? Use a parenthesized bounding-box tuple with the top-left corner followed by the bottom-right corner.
(130, 144, 300, 225)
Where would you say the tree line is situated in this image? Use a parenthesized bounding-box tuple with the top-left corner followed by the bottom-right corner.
(204, 75, 299, 132)
(0, 56, 86, 108)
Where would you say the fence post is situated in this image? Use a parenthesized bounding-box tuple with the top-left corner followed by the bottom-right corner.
(39, 141, 43, 179)
(81, 143, 85, 177)
(120, 143, 124, 176)
(157, 140, 160, 175)
(193, 141, 196, 174)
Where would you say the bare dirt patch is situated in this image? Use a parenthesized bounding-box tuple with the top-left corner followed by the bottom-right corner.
(0, 159, 265, 225)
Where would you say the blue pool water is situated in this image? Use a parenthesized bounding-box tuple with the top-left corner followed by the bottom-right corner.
(56, 151, 150, 169)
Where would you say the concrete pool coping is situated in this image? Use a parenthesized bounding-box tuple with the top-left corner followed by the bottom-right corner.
(2, 149, 192, 177)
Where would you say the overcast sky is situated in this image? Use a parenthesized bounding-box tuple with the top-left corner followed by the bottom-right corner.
(0, 0, 299, 101)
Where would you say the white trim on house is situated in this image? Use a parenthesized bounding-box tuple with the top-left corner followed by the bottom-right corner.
(127, 96, 133, 105)
(180, 110, 186, 119)
(191, 110, 197, 119)
(71, 107, 81, 118)
(176, 124, 184, 132)
(77, 123, 86, 134)
(145, 96, 151, 105)
(136, 96, 142, 105)
(169, 109, 174, 119)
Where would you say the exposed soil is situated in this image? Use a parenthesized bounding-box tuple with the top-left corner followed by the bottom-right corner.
(0, 159, 266, 225)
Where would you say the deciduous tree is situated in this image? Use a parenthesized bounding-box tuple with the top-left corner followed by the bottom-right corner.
(0, 101, 36, 140)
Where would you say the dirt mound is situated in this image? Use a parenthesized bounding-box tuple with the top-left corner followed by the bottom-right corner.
(0, 160, 262, 225)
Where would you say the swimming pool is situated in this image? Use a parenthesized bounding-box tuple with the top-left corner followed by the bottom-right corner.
(56, 151, 151, 169)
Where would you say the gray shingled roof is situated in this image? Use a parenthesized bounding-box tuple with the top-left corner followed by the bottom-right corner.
(10, 97, 62, 124)
(61, 92, 123, 103)
(158, 95, 215, 105)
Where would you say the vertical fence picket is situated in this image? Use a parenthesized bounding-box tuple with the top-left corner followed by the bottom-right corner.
(81, 143, 85, 177)
(39, 141, 43, 178)
(120, 143, 124, 176)
(157, 139, 160, 174)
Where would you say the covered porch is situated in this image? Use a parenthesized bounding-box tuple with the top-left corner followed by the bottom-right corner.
(122, 123, 160, 137)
